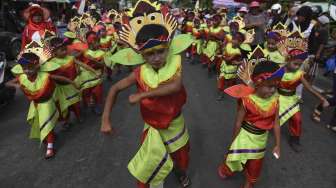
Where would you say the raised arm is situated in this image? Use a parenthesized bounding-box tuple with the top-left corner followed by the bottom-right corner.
(5, 78, 19, 89)
(128, 73, 182, 104)
(74, 59, 99, 76)
(50, 75, 79, 89)
(301, 76, 329, 106)
(101, 72, 137, 134)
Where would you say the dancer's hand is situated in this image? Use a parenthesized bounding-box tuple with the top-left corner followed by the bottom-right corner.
(272, 145, 281, 159)
(322, 99, 330, 108)
(101, 119, 113, 134)
(129, 93, 143, 105)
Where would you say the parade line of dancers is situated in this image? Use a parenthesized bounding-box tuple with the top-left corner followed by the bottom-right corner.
(4, 1, 332, 188)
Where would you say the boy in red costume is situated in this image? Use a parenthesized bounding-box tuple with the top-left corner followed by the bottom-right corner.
(101, 0, 194, 187)
(217, 60, 283, 188)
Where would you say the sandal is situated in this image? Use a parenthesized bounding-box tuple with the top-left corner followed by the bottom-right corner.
(179, 175, 191, 188)
(217, 166, 228, 179)
(45, 148, 55, 159)
(311, 109, 322, 123)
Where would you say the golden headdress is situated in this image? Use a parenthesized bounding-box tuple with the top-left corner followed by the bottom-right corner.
(272, 22, 289, 38)
(19, 41, 51, 64)
(119, 0, 178, 51)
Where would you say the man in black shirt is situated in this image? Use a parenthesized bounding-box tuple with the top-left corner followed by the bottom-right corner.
(307, 15, 330, 82)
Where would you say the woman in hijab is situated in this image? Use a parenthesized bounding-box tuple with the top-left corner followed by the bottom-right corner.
(21, 4, 56, 50)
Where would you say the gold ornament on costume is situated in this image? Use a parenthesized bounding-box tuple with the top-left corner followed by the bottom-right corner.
(119, 0, 178, 50)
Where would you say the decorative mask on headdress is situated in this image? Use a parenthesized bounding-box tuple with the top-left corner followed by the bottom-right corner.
(272, 22, 289, 38)
(119, 0, 178, 51)
(19, 41, 51, 64)
(286, 30, 307, 52)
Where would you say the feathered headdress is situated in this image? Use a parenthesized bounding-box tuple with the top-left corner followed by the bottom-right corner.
(119, 0, 178, 51)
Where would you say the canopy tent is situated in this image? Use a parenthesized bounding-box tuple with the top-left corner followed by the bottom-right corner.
(213, 0, 242, 8)
(11, 0, 79, 2)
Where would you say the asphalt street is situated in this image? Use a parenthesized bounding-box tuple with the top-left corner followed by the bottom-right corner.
(0, 60, 336, 188)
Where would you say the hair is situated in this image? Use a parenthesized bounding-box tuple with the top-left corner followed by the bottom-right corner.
(233, 32, 245, 43)
(49, 37, 67, 51)
(252, 61, 280, 78)
(21, 53, 39, 63)
(296, 6, 313, 31)
(86, 31, 97, 39)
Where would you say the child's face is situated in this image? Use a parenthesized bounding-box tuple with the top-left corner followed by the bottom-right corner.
(32, 13, 43, 23)
(255, 81, 278, 99)
(230, 25, 239, 34)
(55, 46, 67, 58)
(267, 38, 277, 51)
(286, 59, 302, 72)
(142, 47, 168, 70)
(232, 38, 241, 47)
(90, 40, 100, 49)
(22, 63, 39, 77)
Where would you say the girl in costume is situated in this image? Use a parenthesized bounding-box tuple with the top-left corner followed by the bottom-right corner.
(95, 23, 119, 80)
(21, 4, 56, 50)
(6, 42, 77, 159)
(190, 18, 202, 61)
(264, 32, 286, 66)
(101, 0, 194, 187)
(278, 49, 328, 152)
(217, 59, 283, 188)
(78, 31, 106, 116)
(201, 14, 225, 76)
(47, 37, 98, 128)
(217, 32, 251, 100)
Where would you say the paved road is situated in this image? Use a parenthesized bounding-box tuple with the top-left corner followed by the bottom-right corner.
(1, 60, 336, 188)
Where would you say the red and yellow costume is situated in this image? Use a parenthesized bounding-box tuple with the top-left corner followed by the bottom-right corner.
(218, 93, 278, 183)
(49, 55, 81, 120)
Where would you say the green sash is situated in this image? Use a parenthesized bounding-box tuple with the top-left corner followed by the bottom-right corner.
(279, 93, 300, 126)
(128, 115, 189, 186)
(226, 127, 268, 172)
(54, 84, 81, 117)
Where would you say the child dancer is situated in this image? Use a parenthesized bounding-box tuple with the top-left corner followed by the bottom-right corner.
(264, 32, 286, 66)
(218, 60, 283, 188)
(101, 0, 193, 187)
(79, 31, 106, 115)
(6, 42, 77, 159)
(47, 37, 98, 126)
(278, 49, 328, 152)
(217, 32, 250, 100)
(201, 15, 225, 76)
